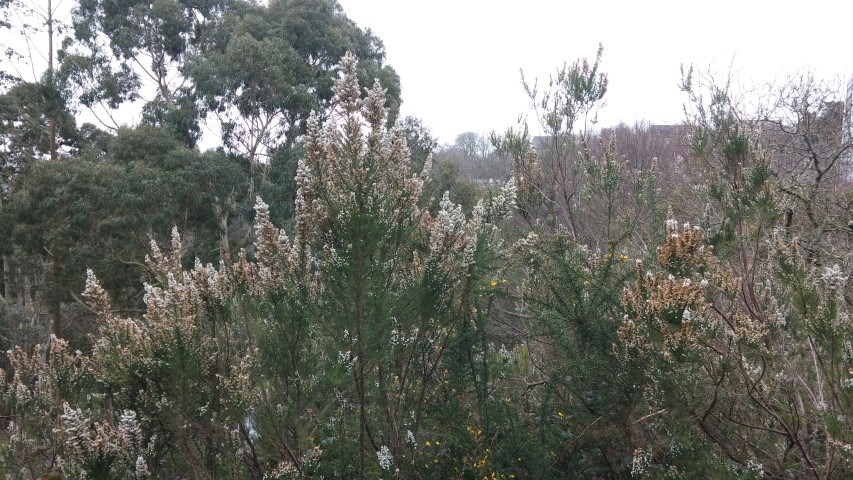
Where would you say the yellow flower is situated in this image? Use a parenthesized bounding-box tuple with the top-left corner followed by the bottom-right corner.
(620, 254, 629, 261)
(557, 411, 564, 418)
(435, 441, 440, 446)
(501, 279, 507, 283)
(583, 279, 590, 286)
(425, 441, 431, 447)
(490, 280, 497, 287)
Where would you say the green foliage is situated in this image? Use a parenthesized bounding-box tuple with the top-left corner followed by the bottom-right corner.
(423, 160, 478, 214)
(3, 124, 246, 316)
(65, 0, 229, 110)
(608, 71, 853, 479)
(0, 81, 77, 180)
(517, 46, 620, 239)
(141, 96, 204, 147)
(502, 225, 641, 477)
(680, 66, 780, 259)
(400, 116, 438, 173)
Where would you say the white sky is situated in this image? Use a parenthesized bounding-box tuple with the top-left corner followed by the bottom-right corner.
(338, 0, 851, 145)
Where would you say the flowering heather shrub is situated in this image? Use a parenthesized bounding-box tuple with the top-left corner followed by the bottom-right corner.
(0, 338, 87, 477)
(0, 52, 516, 480)
(619, 218, 853, 478)
(232, 52, 516, 479)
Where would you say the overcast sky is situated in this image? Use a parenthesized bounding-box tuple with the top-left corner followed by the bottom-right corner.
(337, 0, 851, 145)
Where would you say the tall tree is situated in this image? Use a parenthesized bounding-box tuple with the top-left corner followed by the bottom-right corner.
(0, 0, 75, 339)
(0, 82, 76, 183)
(63, 0, 232, 119)
(189, 0, 401, 169)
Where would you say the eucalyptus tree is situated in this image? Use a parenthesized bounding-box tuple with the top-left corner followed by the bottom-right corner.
(61, 0, 234, 137)
(0, 78, 77, 339)
(0, 0, 76, 189)
(0, 81, 77, 188)
(188, 0, 400, 171)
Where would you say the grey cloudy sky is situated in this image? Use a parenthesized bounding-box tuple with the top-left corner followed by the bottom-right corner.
(338, 0, 851, 144)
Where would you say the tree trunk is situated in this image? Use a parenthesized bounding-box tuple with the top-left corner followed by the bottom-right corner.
(0, 255, 10, 302)
(354, 247, 366, 480)
(50, 254, 61, 338)
(1, 256, 6, 300)
(47, 0, 57, 163)
(214, 201, 230, 258)
(0, 192, 7, 300)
